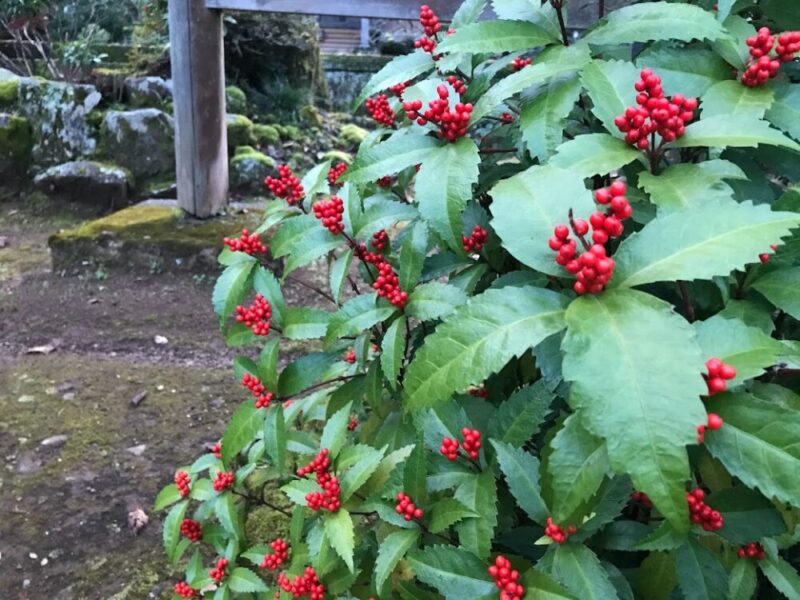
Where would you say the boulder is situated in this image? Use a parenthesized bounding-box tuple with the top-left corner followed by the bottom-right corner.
(226, 114, 255, 148)
(33, 161, 132, 209)
(101, 109, 175, 180)
(0, 113, 32, 183)
(253, 124, 279, 146)
(225, 86, 247, 115)
(230, 146, 275, 193)
(124, 77, 173, 108)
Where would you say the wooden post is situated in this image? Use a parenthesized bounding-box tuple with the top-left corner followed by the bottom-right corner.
(169, 0, 228, 218)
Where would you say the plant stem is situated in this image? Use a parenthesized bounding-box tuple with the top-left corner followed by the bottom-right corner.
(551, 0, 570, 46)
(479, 147, 517, 154)
(283, 375, 358, 402)
(599, 0, 605, 18)
(285, 274, 335, 303)
(677, 281, 695, 322)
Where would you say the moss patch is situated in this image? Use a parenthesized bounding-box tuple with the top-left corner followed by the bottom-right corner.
(254, 124, 280, 146)
(322, 150, 353, 164)
(226, 85, 248, 115)
(279, 124, 302, 141)
(226, 114, 255, 148)
(0, 114, 32, 169)
(339, 123, 368, 146)
(0, 78, 19, 107)
(299, 104, 323, 127)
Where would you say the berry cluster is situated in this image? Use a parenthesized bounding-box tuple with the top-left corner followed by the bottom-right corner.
(174, 581, 198, 598)
(180, 518, 202, 542)
(742, 28, 800, 86)
(512, 56, 532, 71)
(686, 488, 723, 531)
(298, 449, 341, 512)
(265, 165, 305, 205)
(446, 74, 467, 96)
(209, 557, 229, 583)
(544, 517, 576, 544)
(469, 385, 489, 398)
(389, 81, 410, 98)
(440, 437, 459, 461)
(213, 470, 234, 492)
(488, 555, 525, 600)
(760, 243, 779, 263)
(223, 229, 267, 255)
(175, 470, 191, 497)
(462, 428, 482, 459)
(630, 491, 653, 509)
(377, 176, 393, 188)
(704, 357, 737, 396)
(356, 243, 409, 307)
(395, 492, 424, 521)
(277, 566, 325, 600)
(403, 85, 473, 142)
(211, 441, 222, 459)
(365, 94, 395, 127)
(328, 163, 348, 185)
(697, 412, 723, 444)
(313, 196, 345, 235)
(242, 372, 275, 409)
(614, 69, 697, 150)
(235, 294, 272, 336)
(261, 538, 289, 570)
(415, 5, 442, 56)
(462, 225, 488, 253)
(500, 112, 515, 123)
(738, 542, 766, 560)
(371, 229, 389, 251)
(344, 349, 357, 364)
(415, 36, 437, 55)
(347, 416, 359, 431)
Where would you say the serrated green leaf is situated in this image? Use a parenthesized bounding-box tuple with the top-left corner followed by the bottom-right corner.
(163, 499, 188, 561)
(637, 551, 678, 600)
(363, 444, 414, 496)
(612, 199, 800, 289)
(673, 116, 800, 151)
(330, 249, 354, 306)
(215, 492, 241, 539)
(523, 569, 576, 599)
(701, 80, 774, 120)
(282, 478, 319, 505)
(300, 160, 331, 205)
(705, 392, 800, 506)
(354, 51, 436, 108)
(252, 266, 285, 325)
(354, 195, 417, 240)
(404, 286, 568, 409)
(549, 133, 641, 178)
(454, 471, 498, 559)
(213, 260, 255, 322)
(759, 554, 800, 599)
(634, 45, 731, 98)
(399, 221, 429, 291)
(452, 0, 486, 27)
(581, 59, 640, 139)
(320, 401, 353, 459)
(326, 294, 395, 344)
(340, 445, 386, 501)
(407, 282, 467, 321)
(428, 498, 478, 533)
(675, 538, 727, 600)
(186, 548, 203, 585)
(491, 0, 561, 39)
(154, 483, 182, 510)
(488, 380, 554, 447)
(767, 82, 800, 141)
(343, 130, 441, 184)
(638, 162, 736, 214)
(707, 486, 786, 544)
(282, 307, 330, 340)
(380, 316, 405, 390)
(257, 337, 280, 390)
(712, 15, 753, 69)
(406, 545, 496, 599)
(551, 543, 619, 600)
(417, 137, 480, 250)
(403, 439, 428, 503)
(728, 559, 757, 600)
(492, 440, 548, 524)
(490, 166, 596, 276)
(221, 400, 265, 466)
(437, 20, 554, 54)
(752, 267, 800, 320)
(375, 529, 421, 591)
(264, 405, 286, 472)
(228, 567, 268, 593)
(189, 478, 214, 501)
(562, 289, 706, 532)
(521, 76, 582, 161)
(324, 509, 355, 572)
(584, 3, 727, 45)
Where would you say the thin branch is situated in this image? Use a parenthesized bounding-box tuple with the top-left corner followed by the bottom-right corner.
(285, 274, 335, 303)
(479, 147, 517, 154)
(599, 0, 605, 19)
(282, 375, 359, 402)
(550, 0, 570, 46)
(677, 281, 695, 322)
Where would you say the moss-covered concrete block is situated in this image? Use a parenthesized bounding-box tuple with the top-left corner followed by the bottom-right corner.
(0, 113, 32, 182)
(124, 76, 172, 108)
(230, 147, 275, 193)
(253, 124, 280, 146)
(33, 160, 132, 209)
(226, 114, 255, 148)
(100, 109, 175, 180)
(226, 86, 248, 115)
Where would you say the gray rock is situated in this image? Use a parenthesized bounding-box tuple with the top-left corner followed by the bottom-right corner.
(230, 146, 275, 193)
(124, 77, 172, 108)
(34, 161, 132, 208)
(0, 113, 32, 183)
(40, 435, 68, 447)
(101, 109, 175, 180)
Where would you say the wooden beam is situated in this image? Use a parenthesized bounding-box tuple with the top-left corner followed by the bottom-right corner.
(204, 0, 464, 20)
(169, 0, 229, 218)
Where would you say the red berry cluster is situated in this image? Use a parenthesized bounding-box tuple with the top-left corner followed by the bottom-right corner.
(614, 69, 697, 149)
(211, 441, 222, 459)
(313, 197, 345, 235)
(356, 243, 408, 307)
(344, 349, 357, 364)
(366, 94, 395, 127)
(686, 488, 723, 531)
(446, 75, 467, 96)
(235, 294, 272, 336)
(512, 56, 532, 71)
(419, 4, 441, 36)
(277, 566, 325, 600)
(742, 28, 800, 86)
(261, 538, 289, 570)
(395, 492, 424, 521)
(377, 176, 393, 188)
(462, 225, 488, 253)
(175, 470, 191, 497)
(440, 437, 460, 461)
(213, 471, 234, 492)
(174, 581, 198, 598)
(328, 163, 347, 185)
(298, 449, 341, 512)
(696, 413, 724, 444)
(469, 386, 489, 398)
(500, 112, 514, 123)
(544, 517, 576, 544)
(347, 416, 359, 431)
(415, 35, 437, 55)
(389, 81, 410, 98)
(403, 85, 473, 142)
(224, 229, 267, 255)
(209, 557, 229, 583)
(705, 357, 737, 396)
(242, 373, 275, 409)
(371, 229, 389, 251)
(759, 243, 779, 263)
(266, 165, 304, 205)
(488, 555, 525, 600)
(591, 181, 633, 240)
(738, 542, 766, 560)
(630, 491, 653, 509)
(462, 428, 482, 458)
(180, 518, 202, 542)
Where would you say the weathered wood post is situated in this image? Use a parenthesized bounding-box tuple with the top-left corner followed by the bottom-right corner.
(169, 0, 228, 218)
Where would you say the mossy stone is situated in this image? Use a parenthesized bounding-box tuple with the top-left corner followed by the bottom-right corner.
(279, 124, 302, 141)
(322, 149, 352, 164)
(299, 104, 323, 127)
(0, 78, 19, 107)
(0, 113, 32, 184)
(339, 123, 368, 146)
(226, 85, 248, 115)
(253, 124, 280, 146)
(245, 501, 291, 544)
(230, 147, 275, 193)
(100, 109, 175, 180)
(226, 114, 255, 148)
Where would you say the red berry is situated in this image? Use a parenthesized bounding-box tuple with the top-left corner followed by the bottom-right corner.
(224, 229, 268, 255)
(265, 165, 304, 204)
(235, 294, 272, 336)
(707, 413, 724, 430)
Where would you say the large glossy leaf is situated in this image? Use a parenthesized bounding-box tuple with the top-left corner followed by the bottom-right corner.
(488, 380, 554, 447)
(437, 20, 554, 53)
(406, 545, 496, 599)
(263, 405, 286, 472)
(523, 569, 577, 599)
(767, 82, 800, 141)
(673, 116, 800, 151)
(490, 166, 596, 276)
(323, 509, 355, 572)
(491, 0, 561, 40)
(751, 267, 800, 320)
(325, 294, 396, 343)
(320, 401, 352, 459)
(551, 544, 619, 600)
(521, 76, 582, 161)
(637, 162, 738, 214)
(228, 568, 268, 593)
(612, 199, 800, 289)
(381, 317, 405, 390)
(416, 137, 480, 250)
(407, 282, 467, 321)
(705, 392, 800, 506)
(404, 438, 428, 503)
(270, 215, 342, 276)
(404, 286, 568, 409)
(222, 400, 265, 466)
(562, 289, 706, 531)
(375, 530, 420, 591)
(706, 486, 786, 544)
(429, 498, 479, 533)
(354, 51, 435, 107)
(637, 551, 678, 600)
(584, 2, 728, 45)
(675, 538, 728, 600)
(712, 15, 753, 69)
(212, 260, 256, 322)
(492, 440, 548, 524)
(454, 471, 498, 559)
(759, 554, 800, 599)
(549, 133, 642, 178)
(728, 559, 757, 600)
(282, 307, 330, 340)
(343, 130, 441, 184)
(580, 59, 640, 139)
(163, 500, 188, 561)
(701, 80, 774, 120)
(634, 45, 731, 98)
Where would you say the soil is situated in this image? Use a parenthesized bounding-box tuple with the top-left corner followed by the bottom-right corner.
(0, 197, 328, 599)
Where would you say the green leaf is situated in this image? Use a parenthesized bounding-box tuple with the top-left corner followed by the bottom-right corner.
(701, 80, 774, 120)
(491, 0, 561, 40)
(716, 0, 736, 21)
(252, 266, 285, 325)
(634, 45, 732, 98)
(363, 444, 414, 497)
(270, 214, 342, 276)
(612, 199, 800, 289)
(562, 289, 707, 532)
(189, 479, 214, 501)
(472, 43, 590, 122)
(451, 0, 486, 28)
(428, 498, 478, 533)
(437, 20, 555, 53)
(381, 316, 405, 390)
(551, 543, 619, 600)
(221, 400, 265, 466)
(454, 471, 498, 559)
(675, 538, 728, 600)
(673, 116, 800, 152)
(488, 380, 554, 447)
(215, 492, 241, 539)
(580, 59, 640, 139)
(705, 392, 800, 507)
(637, 162, 737, 214)
(707, 486, 786, 544)
(340, 444, 386, 501)
(212, 260, 255, 321)
(752, 267, 800, 320)
(637, 551, 678, 600)
(228, 567, 268, 593)
(343, 130, 441, 184)
(759, 554, 800, 599)
(492, 440, 548, 524)
(154, 483, 182, 510)
(282, 307, 330, 340)
(404, 286, 568, 409)
(521, 76, 582, 161)
(584, 3, 728, 45)
(300, 160, 331, 203)
(545, 415, 609, 523)
(163, 500, 188, 561)
(404, 439, 428, 503)
(330, 249, 353, 306)
(323, 509, 355, 572)
(490, 166, 596, 276)
(375, 529, 421, 591)
(326, 294, 395, 344)
(186, 548, 203, 585)
(407, 282, 467, 321)
(282, 478, 319, 506)
(354, 51, 435, 108)
(399, 221, 429, 291)
(406, 545, 497, 599)
(416, 137, 480, 250)
(257, 337, 280, 390)
(549, 133, 642, 178)
(728, 559, 758, 600)
(263, 405, 286, 472)
(523, 569, 576, 599)
(712, 15, 753, 69)
(320, 401, 353, 459)
(767, 82, 800, 141)
(354, 195, 417, 240)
